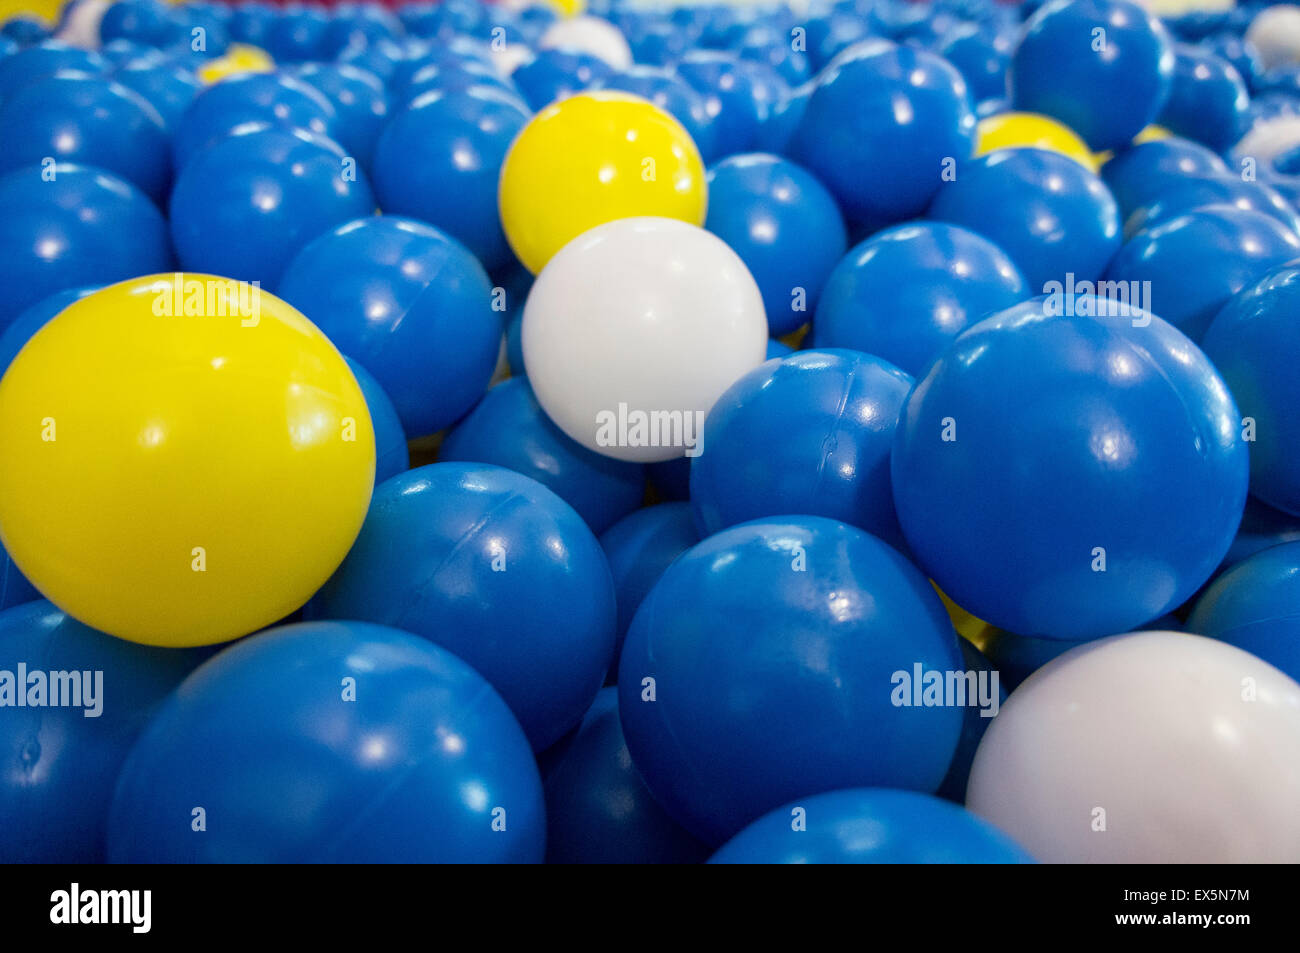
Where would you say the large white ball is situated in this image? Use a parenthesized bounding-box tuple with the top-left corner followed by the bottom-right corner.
(967, 631, 1300, 862)
(539, 15, 634, 70)
(522, 217, 768, 463)
(1247, 4, 1300, 69)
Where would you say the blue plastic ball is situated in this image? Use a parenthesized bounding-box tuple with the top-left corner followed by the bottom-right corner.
(0, 16, 50, 48)
(1105, 205, 1300, 341)
(0, 601, 210, 862)
(266, 7, 329, 64)
(929, 148, 1121, 291)
(0, 285, 98, 375)
(1123, 175, 1300, 239)
(598, 502, 697, 681)
(1010, 0, 1175, 150)
(319, 6, 401, 59)
(813, 222, 1028, 377)
(1221, 496, 1300, 571)
(704, 154, 846, 336)
(169, 126, 375, 291)
(1188, 541, 1300, 681)
(675, 50, 787, 158)
(342, 356, 408, 486)
(111, 59, 201, 133)
(107, 620, 545, 862)
(598, 65, 717, 161)
(372, 86, 530, 272)
(277, 215, 498, 438)
(291, 63, 389, 171)
(792, 39, 976, 227)
(0, 72, 169, 204)
(543, 688, 708, 864)
(0, 163, 171, 328)
(98, 0, 169, 46)
(1202, 263, 1300, 515)
(936, 23, 1013, 105)
(310, 464, 616, 751)
(0, 543, 38, 610)
(892, 297, 1249, 640)
(709, 788, 1033, 863)
(1157, 45, 1249, 153)
(618, 516, 963, 845)
(691, 350, 914, 545)
(171, 71, 337, 172)
(1205, 33, 1264, 92)
(440, 377, 644, 535)
(512, 47, 611, 112)
(1100, 136, 1230, 218)
(0, 41, 105, 106)
(227, 2, 274, 47)
(401, 58, 514, 104)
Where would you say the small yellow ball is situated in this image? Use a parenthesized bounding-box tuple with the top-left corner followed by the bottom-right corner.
(976, 111, 1100, 173)
(498, 91, 708, 274)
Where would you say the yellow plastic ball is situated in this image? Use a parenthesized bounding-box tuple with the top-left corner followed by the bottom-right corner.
(197, 44, 275, 84)
(976, 111, 1100, 173)
(498, 90, 707, 274)
(0, 275, 375, 647)
(550, 0, 587, 15)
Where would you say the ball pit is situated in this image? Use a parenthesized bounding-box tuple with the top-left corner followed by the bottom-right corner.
(3, 0, 1300, 869)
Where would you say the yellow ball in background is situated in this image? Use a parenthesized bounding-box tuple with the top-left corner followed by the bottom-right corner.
(0, 275, 375, 647)
(498, 91, 708, 274)
(197, 43, 275, 84)
(976, 111, 1100, 173)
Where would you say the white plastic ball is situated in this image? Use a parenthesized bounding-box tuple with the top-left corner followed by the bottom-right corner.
(1235, 114, 1300, 165)
(539, 15, 633, 70)
(967, 631, 1300, 863)
(1247, 4, 1300, 70)
(522, 217, 768, 463)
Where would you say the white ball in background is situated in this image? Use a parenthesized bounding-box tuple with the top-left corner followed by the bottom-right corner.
(1247, 4, 1300, 69)
(1234, 114, 1300, 166)
(539, 15, 634, 70)
(522, 217, 768, 463)
(967, 631, 1300, 863)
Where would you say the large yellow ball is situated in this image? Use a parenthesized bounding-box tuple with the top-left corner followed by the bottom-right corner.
(498, 91, 707, 274)
(0, 275, 375, 647)
(976, 111, 1100, 173)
